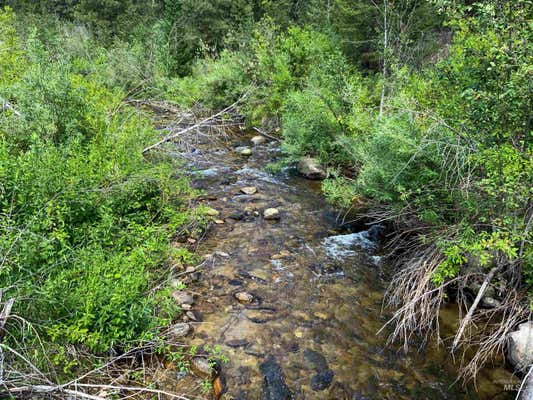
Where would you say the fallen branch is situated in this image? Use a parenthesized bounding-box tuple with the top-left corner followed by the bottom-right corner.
(142, 96, 246, 155)
(8, 385, 106, 400)
(452, 266, 499, 351)
(253, 126, 281, 142)
(68, 383, 192, 399)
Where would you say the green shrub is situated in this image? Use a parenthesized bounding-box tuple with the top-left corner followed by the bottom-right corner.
(0, 8, 204, 365)
(161, 50, 250, 109)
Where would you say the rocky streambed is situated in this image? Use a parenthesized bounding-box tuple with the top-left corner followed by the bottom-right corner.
(152, 127, 518, 400)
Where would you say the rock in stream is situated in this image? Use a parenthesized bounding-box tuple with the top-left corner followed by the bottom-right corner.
(259, 356, 293, 400)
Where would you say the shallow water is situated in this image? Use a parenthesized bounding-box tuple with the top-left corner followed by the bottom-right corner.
(156, 129, 517, 400)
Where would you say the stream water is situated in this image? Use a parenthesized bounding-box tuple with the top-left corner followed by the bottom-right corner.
(153, 128, 516, 400)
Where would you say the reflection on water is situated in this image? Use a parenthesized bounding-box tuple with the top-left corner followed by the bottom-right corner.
(157, 131, 515, 400)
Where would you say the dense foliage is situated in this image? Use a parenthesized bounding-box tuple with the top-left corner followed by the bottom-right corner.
(0, 7, 205, 374)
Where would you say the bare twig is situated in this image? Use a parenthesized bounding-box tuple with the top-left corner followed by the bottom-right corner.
(452, 266, 499, 351)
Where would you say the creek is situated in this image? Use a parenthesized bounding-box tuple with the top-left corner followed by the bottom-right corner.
(154, 128, 515, 400)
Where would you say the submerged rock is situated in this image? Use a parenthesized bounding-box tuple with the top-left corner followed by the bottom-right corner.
(259, 356, 292, 400)
(228, 210, 246, 220)
(264, 208, 280, 220)
(245, 343, 265, 358)
(310, 370, 334, 391)
(304, 349, 335, 391)
(304, 349, 329, 372)
(235, 292, 254, 303)
(297, 157, 326, 180)
(245, 309, 276, 324)
(507, 322, 533, 371)
(226, 339, 250, 348)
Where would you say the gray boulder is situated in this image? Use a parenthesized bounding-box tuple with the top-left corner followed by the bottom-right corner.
(297, 157, 326, 180)
(508, 322, 533, 372)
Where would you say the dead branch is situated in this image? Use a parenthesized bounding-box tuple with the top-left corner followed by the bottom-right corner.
(253, 126, 281, 142)
(452, 266, 499, 351)
(8, 385, 106, 400)
(0, 297, 14, 341)
(142, 95, 246, 155)
(8, 382, 193, 400)
(67, 383, 192, 399)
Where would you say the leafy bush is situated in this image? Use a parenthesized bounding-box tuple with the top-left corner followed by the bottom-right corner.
(249, 26, 347, 124)
(0, 8, 204, 365)
(161, 50, 250, 109)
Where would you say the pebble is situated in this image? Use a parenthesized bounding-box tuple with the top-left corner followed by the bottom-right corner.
(182, 304, 192, 311)
(186, 311, 200, 321)
(172, 291, 194, 306)
(240, 148, 252, 156)
(264, 208, 280, 220)
(169, 323, 190, 338)
(214, 219, 225, 224)
(240, 186, 258, 195)
(214, 251, 230, 258)
(235, 292, 254, 303)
